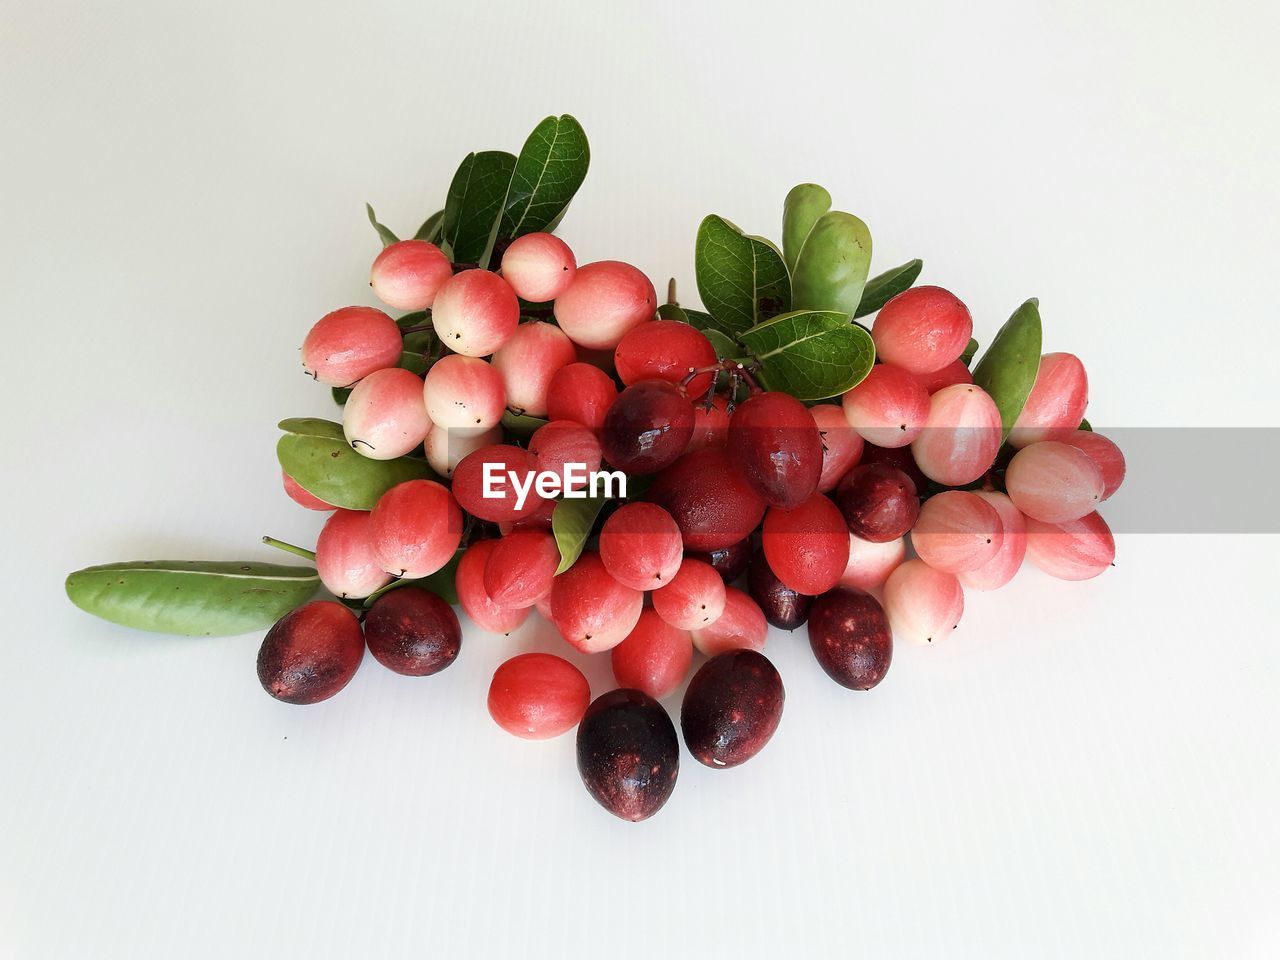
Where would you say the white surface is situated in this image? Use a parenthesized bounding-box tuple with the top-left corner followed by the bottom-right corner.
(3, 1, 1279, 957)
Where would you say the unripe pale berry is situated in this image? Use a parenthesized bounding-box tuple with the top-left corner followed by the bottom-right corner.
(911, 383, 1003, 486)
(549, 552, 643, 653)
(282, 471, 334, 511)
(456, 540, 530, 634)
(842, 364, 931, 448)
(598, 502, 684, 590)
(611, 609, 694, 700)
(553, 261, 657, 350)
(871, 286, 973, 374)
(545, 362, 618, 433)
(838, 534, 906, 590)
(910, 490, 1004, 574)
(651, 557, 728, 630)
(1024, 511, 1115, 581)
(882, 558, 964, 645)
(1008, 352, 1089, 449)
(1005, 440, 1105, 523)
(958, 491, 1027, 591)
(488, 653, 590, 740)
(342, 367, 431, 460)
(368, 479, 462, 578)
(690, 586, 767, 657)
(423, 423, 500, 478)
(315, 509, 394, 600)
(761, 493, 851, 595)
(614, 320, 718, 399)
(423, 354, 505, 431)
(370, 240, 453, 311)
(483, 530, 560, 608)
(1062, 430, 1126, 500)
(302, 306, 402, 387)
(489, 321, 576, 417)
(499, 233, 577, 302)
(430, 269, 519, 357)
(810, 403, 864, 492)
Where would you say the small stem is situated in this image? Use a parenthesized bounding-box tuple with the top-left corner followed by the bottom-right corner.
(262, 536, 316, 562)
(667, 278, 678, 305)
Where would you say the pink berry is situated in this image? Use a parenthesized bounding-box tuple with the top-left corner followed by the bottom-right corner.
(882, 559, 964, 646)
(368, 479, 462, 578)
(315, 509, 393, 600)
(911, 383, 1002, 486)
(450, 444, 545, 523)
(911, 490, 1004, 574)
(489, 321, 576, 417)
(488, 653, 590, 740)
(342, 367, 431, 460)
(810, 403, 865, 492)
(545, 362, 618, 433)
(456, 540, 530, 634)
(842, 363, 931, 448)
(651, 558, 728, 630)
(611, 609, 694, 700)
(430, 269, 519, 357)
(282, 472, 334, 511)
(499, 233, 577, 302)
(614, 320, 718, 399)
(553, 261, 657, 350)
(423, 423, 500, 478)
(483, 530, 560, 608)
(838, 535, 906, 590)
(958, 491, 1027, 591)
(761, 493, 850, 595)
(915, 359, 974, 394)
(549, 553, 644, 653)
(527, 420, 602, 492)
(685, 394, 731, 453)
(302, 306, 401, 387)
(1061, 431, 1126, 500)
(1025, 511, 1115, 581)
(370, 240, 452, 311)
(871, 286, 973, 374)
(690, 587, 767, 657)
(1005, 440, 1105, 523)
(1008, 352, 1089, 449)
(598, 503, 684, 590)
(422, 354, 505, 431)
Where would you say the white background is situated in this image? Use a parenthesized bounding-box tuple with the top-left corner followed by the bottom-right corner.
(3, 1, 1278, 957)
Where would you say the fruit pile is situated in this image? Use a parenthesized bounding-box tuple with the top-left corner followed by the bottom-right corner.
(66, 115, 1124, 822)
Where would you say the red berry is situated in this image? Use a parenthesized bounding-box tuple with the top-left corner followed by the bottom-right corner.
(488, 653, 590, 740)
(1061, 430, 1126, 500)
(450, 444, 545, 523)
(549, 553, 644, 653)
(611, 610, 694, 700)
(363, 587, 461, 676)
(598, 502, 684, 590)
(911, 383, 1002, 486)
(315, 509, 393, 599)
(841, 364, 931, 448)
(910, 490, 1003, 574)
(1024, 511, 1115, 581)
(690, 587, 767, 656)
(958, 491, 1027, 591)
(369, 479, 463, 579)
(1005, 441, 1105, 523)
(651, 558, 727, 630)
(545, 362, 618, 433)
(483, 530, 560, 609)
(680, 650, 784, 768)
(728, 391, 823, 508)
(810, 403, 864, 493)
(834, 463, 920, 543)
(1009, 352, 1089, 449)
(431, 269, 519, 357)
(257, 601, 364, 704)
(871, 286, 973, 374)
(614, 320, 717, 398)
(490, 321, 576, 417)
(761, 493, 850, 595)
(456, 540, 530, 634)
(554, 261, 656, 350)
(301, 306, 401, 387)
(883, 559, 964, 645)
(807, 588, 892, 691)
(647, 447, 766, 551)
(600, 380, 695, 474)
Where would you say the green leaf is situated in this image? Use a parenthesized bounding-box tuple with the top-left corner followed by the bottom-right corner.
(738, 310, 876, 400)
(656, 303, 690, 323)
(960, 337, 979, 367)
(552, 495, 609, 574)
(782, 183, 832, 274)
(792, 211, 873, 318)
(854, 259, 923, 318)
(496, 115, 590, 247)
(414, 210, 444, 242)
(366, 204, 400, 247)
(441, 150, 516, 264)
(1079, 418, 1092, 432)
(276, 418, 436, 509)
(971, 299, 1043, 440)
(701, 327, 741, 360)
(500, 410, 548, 439)
(65, 561, 319, 637)
(362, 551, 461, 608)
(695, 215, 791, 334)
(332, 386, 352, 406)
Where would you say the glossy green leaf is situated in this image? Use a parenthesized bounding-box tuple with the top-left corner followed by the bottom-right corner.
(332, 386, 352, 406)
(65, 560, 319, 637)
(656, 303, 690, 323)
(362, 551, 461, 608)
(276, 418, 435, 509)
(695, 215, 791, 334)
(738, 310, 876, 400)
(971, 299, 1043, 440)
(414, 209, 444, 242)
(496, 115, 590, 247)
(701, 327, 742, 360)
(854, 259, 923, 318)
(441, 150, 516, 264)
(792, 211, 873, 318)
(960, 337, 979, 367)
(552, 495, 609, 574)
(782, 183, 832, 273)
(500, 410, 548, 438)
(366, 204, 400, 247)
(1079, 418, 1092, 432)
